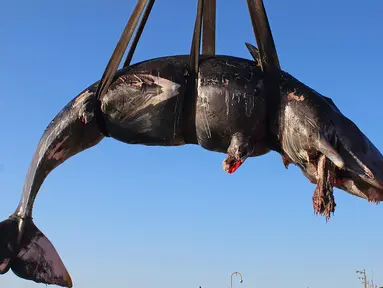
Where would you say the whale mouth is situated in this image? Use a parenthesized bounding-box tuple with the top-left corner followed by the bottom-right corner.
(294, 139, 383, 220)
(295, 151, 383, 221)
(333, 168, 383, 203)
(328, 115, 383, 204)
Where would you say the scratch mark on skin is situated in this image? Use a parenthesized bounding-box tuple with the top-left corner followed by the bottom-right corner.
(225, 90, 230, 116)
(245, 72, 253, 82)
(81, 111, 92, 124)
(244, 93, 248, 116)
(156, 70, 161, 92)
(47, 136, 69, 160)
(51, 149, 68, 161)
(198, 77, 212, 138)
(132, 74, 144, 85)
(236, 91, 241, 104)
(173, 91, 180, 140)
(201, 97, 212, 138)
(225, 61, 235, 68)
(287, 91, 305, 102)
(244, 92, 255, 117)
(72, 90, 92, 108)
(40, 121, 71, 161)
(40, 89, 95, 160)
(347, 149, 374, 179)
(223, 79, 230, 116)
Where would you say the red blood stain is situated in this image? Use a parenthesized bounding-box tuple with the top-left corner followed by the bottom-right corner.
(334, 178, 346, 186)
(227, 160, 242, 174)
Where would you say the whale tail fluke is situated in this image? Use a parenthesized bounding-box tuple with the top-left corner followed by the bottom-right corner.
(0, 216, 72, 287)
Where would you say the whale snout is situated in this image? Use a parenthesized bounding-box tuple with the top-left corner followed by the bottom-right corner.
(330, 115, 383, 202)
(279, 83, 383, 217)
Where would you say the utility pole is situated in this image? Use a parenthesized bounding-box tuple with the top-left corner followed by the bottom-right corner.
(356, 269, 367, 288)
(370, 271, 378, 288)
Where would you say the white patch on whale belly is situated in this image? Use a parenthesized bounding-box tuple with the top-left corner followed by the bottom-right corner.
(133, 74, 181, 111)
(108, 74, 182, 135)
(132, 74, 182, 135)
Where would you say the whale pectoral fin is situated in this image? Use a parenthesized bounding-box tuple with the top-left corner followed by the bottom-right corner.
(11, 220, 72, 288)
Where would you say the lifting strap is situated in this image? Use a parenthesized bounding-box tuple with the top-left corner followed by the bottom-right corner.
(94, 0, 155, 137)
(202, 0, 216, 56)
(182, 0, 205, 143)
(246, 0, 281, 149)
(123, 0, 155, 68)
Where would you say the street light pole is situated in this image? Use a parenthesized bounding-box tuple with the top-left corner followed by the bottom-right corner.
(230, 272, 244, 288)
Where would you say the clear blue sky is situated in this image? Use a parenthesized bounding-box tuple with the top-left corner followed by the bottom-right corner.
(1, 1, 383, 287)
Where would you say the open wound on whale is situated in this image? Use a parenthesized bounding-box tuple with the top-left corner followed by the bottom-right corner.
(223, 133, 254, 174)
